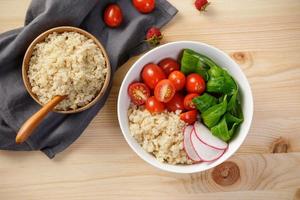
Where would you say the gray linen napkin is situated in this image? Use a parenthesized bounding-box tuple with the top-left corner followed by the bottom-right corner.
(0, 0, 177, 158)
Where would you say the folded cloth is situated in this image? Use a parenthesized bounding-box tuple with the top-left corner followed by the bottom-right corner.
(0, 0, 177, 158)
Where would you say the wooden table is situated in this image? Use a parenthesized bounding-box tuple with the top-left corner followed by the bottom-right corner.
(0, 0, 299, 199)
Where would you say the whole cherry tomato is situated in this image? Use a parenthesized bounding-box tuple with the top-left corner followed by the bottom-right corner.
(128, 82, 150, 105)
(186, 73, 206, 94)
(165, 93, 185, 112)
(168, 70, 186, 91)
(104, 4, 123, 28)
(158, 58, 180, 76)
(184, 93, 199, 110)
(132, 0, 155, 13)
(154, 79, 176, 103)
(180, 110, 198, 125)
(146, 96, 165, 113)
(141, 63, 166, 89)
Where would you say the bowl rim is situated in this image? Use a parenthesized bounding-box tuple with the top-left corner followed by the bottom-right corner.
(117, 41, 253, 173)
(22, 26, 111, 114)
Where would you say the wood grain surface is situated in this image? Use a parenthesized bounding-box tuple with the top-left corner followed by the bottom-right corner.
(0, 0, 300, 199)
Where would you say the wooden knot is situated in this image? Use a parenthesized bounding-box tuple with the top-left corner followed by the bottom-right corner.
(211, 161, 240, 186)
(294, 188, 300, 200)
(231, 52, 248, 64)
(271, 137, 289, 153)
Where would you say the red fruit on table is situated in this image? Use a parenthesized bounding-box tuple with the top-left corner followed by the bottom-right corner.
(141, 63, 166, 89)
(154, 79, 176, 103)
(103, 4, 123, 28)
(132, 0, 156, 13)
(165, 93, 185, 112)
(184, 93, 199, 110)
(180, 110, 198, 125)
(168, 70, 186, 91)
(185, 73, 206, 94)
(128, 82, 150, 105)
(194, 0, 210, 11)
(146, 27, 162, 46)
(158, 58, 180, 76)
(146, 96, 165, 113)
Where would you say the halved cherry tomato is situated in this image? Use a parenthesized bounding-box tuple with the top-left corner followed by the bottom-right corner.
(184, 93, 199, 110)
(165, 93, 185, 112)
(132, 0, 155, 14)
(141, 63, 166, 89)
(128, 82, 150, 105)
(154, 79, 176, 103)
(168, 70, 186, 91)
(186, 73, 206, 94)
(104, 4, 123, 28)
(180, 110, 197, 125)
(146, 96, 165, 113)
(158, 58, 180, 76)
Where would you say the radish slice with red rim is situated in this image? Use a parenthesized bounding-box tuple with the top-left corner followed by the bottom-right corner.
(183, 125, 201, 162)
(191, 128, 226, 162)
(194, 122, 228, 150)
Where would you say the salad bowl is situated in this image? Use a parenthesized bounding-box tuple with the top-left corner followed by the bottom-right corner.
(117, 41, 253, 173)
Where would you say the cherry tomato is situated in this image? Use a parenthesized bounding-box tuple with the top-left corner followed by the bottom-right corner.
(158, 58, 180, 76)
(168, 70, 186, 91)
(128, 82, 150, 105)
(154, 79, 176, 103)
(180, 110, 198, 125)
(132, 0, 155, 13)
(104, 4, 123, 28)
(146, 96, 165, 113)
(186, 73, 206, 94)
(184, 93, 199, 110)
(141, 63, 166, 89)
(165, 93, 185, 112)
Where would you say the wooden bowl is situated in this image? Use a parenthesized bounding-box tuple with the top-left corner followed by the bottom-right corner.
(22, 26, 111, 114)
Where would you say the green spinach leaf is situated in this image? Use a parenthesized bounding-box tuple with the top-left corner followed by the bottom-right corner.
(180, 49, 210, 80)
(207, 66, 237, 95)
(202, 95, 227, 128)
(211, 113, 243, 142)
(223, 70, 238, 95)
(210, 117, 231, 142)
(227, 91, 243, 119)
(192, 93, 218, 112)
(227, 91, 237, 112)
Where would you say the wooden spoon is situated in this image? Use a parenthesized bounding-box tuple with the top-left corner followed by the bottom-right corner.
(15, 95, 66, 144)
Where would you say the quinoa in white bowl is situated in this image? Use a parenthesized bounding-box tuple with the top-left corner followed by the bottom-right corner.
(128, 105, 193, 165)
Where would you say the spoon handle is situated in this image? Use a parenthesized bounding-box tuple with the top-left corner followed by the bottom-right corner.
(15, 95, 66, 144)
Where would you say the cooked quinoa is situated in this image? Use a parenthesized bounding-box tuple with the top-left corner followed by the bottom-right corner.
(128, 105, 193, 165)
(28, 31, 107, 110)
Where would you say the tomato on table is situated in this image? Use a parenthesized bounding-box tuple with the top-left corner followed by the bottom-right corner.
(128, 82, 150, 105)
(141, 63, 166, 89)
(184, 93, 198, 110)
(146, 96, 165, 113)
(103, 4, 123, 28)
(132, 0, 155, 13)
(168, 70, 186, 91)
(154, 79, 176, 103)
(180, 110, 198, 125)
(158, 58, 180, 76)
(186, 73, 206, 94)
(165, 93, 185, 112)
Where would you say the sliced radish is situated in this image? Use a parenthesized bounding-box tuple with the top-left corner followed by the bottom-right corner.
(191, 129, 226, 162)
(183, 125, 201, 162)
(194, 121, 228, 150)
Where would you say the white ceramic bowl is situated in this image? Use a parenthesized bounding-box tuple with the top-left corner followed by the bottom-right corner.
(117, 41, 253, 173)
